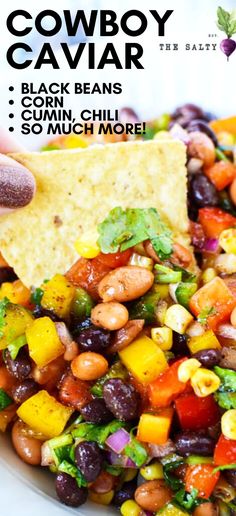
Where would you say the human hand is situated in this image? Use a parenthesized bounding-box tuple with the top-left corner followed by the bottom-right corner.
(0, 128, 36, 216)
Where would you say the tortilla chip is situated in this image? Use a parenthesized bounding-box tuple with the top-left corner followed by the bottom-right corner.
(0, 140, 189, 287)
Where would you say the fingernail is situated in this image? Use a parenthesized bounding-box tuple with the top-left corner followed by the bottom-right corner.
(0, 165, 36, 209)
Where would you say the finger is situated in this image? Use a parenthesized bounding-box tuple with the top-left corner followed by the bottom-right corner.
(0, 154, 36, 211)
(0, 127, 26, 154)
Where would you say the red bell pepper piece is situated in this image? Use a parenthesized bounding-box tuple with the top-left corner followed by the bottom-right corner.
(148, 358, 188, 408)
(66, 257, 112, 299)
(198, 207, 236, 239)
(175, 393, 220, 430)
(214, 434, 236, 466)
(189, 277, 236, 331)
(204, 161, 236, 191)
(96, 249, 132, 268)
(185, 464, 220, 499)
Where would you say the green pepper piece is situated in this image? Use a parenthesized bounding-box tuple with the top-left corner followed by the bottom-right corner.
(70, 287, 94, 320)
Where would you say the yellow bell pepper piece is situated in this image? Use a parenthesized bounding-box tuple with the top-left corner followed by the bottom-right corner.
(89, 490, 114, 505)
(0, 280, 31, 306)
(26, 316, 64, 367)
(137, 408, 174, 445)
(153, 284, 169, 299)
(17, 390, 74, 439)
(41, 274, 75, 318)
(119, 335, 168, 384)
(188, 330, 221, 354)
(0, 303, 34, 350)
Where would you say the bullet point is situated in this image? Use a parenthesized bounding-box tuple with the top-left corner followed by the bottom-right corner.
(9, 127, 14, 132)
(9, 86, 14, 92)
(9, 113, 14, 119)
(9, 100, 14, 105)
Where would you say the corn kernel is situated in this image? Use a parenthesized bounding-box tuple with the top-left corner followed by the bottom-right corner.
(190, 368, 220, 397)
(128, 252, 154, 270)
(219, 229, 236, 255)
(120, 500, 141, 516)
(140, 462, 164, 480)
(178, 358, 201, 383)
(123, 469, 138, 482)
(221, 409, 236, 440)
(188, 330, 221, 354)
(151, 327, 173, 350)
(75, 238, 100, 259)
(201, 267, 217, 284)
(164, 304, 193, 334)
(89, 490, 114, 505)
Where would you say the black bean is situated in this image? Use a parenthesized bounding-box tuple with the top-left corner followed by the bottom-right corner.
(189, 175, 219, 208)
(4, 349, 31, 380)
(0, 267, 17, 285)
(75, 441, 103, 483)
(33, 305, 61, 321)
(12, 379, 38, 404)
(174, 432, 215, 456)
(113, 480, 137, 508)
(172, 333, 190, 357)
(193, 349, 221, 368)
(224, 469, 236, 488)
(171, 104, 207, 128)
(76, 326, 111, 353)
(55, 472, 88, 507)
(80, 398, 113, 424)
(187, 120, 218, 147)
(71, 317, 92, 336)
(103, 378, 139, 421)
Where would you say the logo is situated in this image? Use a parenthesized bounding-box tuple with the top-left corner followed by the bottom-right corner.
(217, 6, 236, 60)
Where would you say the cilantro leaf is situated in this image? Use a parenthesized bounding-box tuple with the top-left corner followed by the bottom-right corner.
(197, 306, 216, 325)
(214, 366, 236, 391)
(31, 287, 44, 305)
(97, 207, 173, 260)
(72, 420, 125, 446)
(161, 454, 184, 491)
(215, 391, 236, 409)
(173, 488, 199, 510)
(8, 334, 27, 360)
(58, 460, 87, 487)
(0, 388, 13, 411)
(124, 436, 148, 467)
(0, 298, 10, 339)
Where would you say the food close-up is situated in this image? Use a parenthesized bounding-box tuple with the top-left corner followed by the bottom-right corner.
(1, 103, 236, 516)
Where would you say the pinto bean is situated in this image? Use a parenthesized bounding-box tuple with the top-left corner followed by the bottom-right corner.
(98, 266, 154, 303)
(71, 352, 108, 381)
(134, 480, 172, 512)
(108, 319, 145, 353)
(188, 131, 216, 168)
(90, 471, 116, 494)
(91, 302, 129, 330)
(12, 420, 42, 465)
(171, 242, 193, 268)
(193, 502, 219, 516)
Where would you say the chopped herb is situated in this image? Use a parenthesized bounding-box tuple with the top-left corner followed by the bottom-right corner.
(8, 334, 27, 360)
(215, 147, 229, 162)
(215, 391, 236, 409)
(104, 464, 123, 476)
(214, 366, 236, 392)
(161, 454, 184, 491)
(97, 207, 173, 260)
(173, 488, 199, 510)
(155, 264, 182, 284)
(58, 460, 87, 487)
(124, 436, 148, 468)
(213, 463, 236, 474)
(197, 306, 216, 325)
(31, 287, 44, 305)
(72, 420, 125, 446)
(172, 265, 197, 283)
(0, 298, 10, 339)
(0, 388, 13, 411)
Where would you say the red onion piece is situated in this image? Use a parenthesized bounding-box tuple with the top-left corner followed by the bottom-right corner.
(55, 322, 73, 346)
(169, 123, 190, 145)
(216, 324, 236, 340)
(106, 428, 130, 454)
(203, 238, 219, 253)
(148, 439, 176, 458)
(108, 451, 137, 468)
